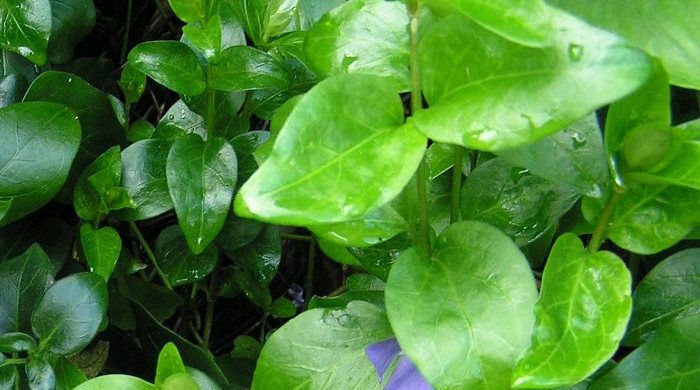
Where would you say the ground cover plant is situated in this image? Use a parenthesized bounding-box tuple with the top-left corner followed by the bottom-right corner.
(0, 0, 699, 389)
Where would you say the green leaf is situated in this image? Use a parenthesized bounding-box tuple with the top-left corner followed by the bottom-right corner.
(0, 73, 28, 108)
(234, 74, 426, 226)
(252, 301, 391, 389)
(0, 332, 36, 353)
(47, 0, 96, 64)
(309, 205, 407, 247)
(499, 114, 609, 197)
(230, 131, 268, 187)
(51, 357, 87, 390)
(230, 336, 261, 360)
(168, 0, 206, 23)
(230, 0, 267, 45)
(183, 14, 222, 60)
(385, 221, 538, 389)
(162, 373, 201, 390)
(80, 224, 121, 282)
(348, 234, 412, 281)
(32, 272, 108, 355)
(210, 46, 290, 92)
(128, 41, 206, 96)
(167, 135, 237, 254)
(590, 313, 700, 389)
(624, 248, 700, 346)
(422, 0, 553, 47)
(0, 101, 80, 226)
(269, 297, 296, 318)
(153, 100, 207, 142)
(110, 275, 183, 330)
(0, 353, 16, 390)
(227, 224, 280, 287)
(119, 63, 147, 104)
(0, 244, 53, 334)
(156, 225, 218, 286)
(413, 10, 651, 151)
(0, 0, 51, 64)
(304, 0, 410, 92)
(230, 268, 271, 309)
(261, 0, 344, 41)
(461, 158, 579, 247)
(215, 214, 263, 253)
(551, 0, 700, 90)
(73, 375, 158, 390)
(126, 119, 155, 142)
(156, 343, 187, 385)
(118, 139, 174, 221)
(0, 217, 72, 274)
(23, 71, 124, 202)
(316, 238, 361, 267)
(73, 146, 124, 223)
(512, 234, 632, 388)
(25, 358, 55, 390)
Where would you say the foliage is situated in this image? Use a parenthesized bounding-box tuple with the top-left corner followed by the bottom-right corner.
(0, 0, 699, 389)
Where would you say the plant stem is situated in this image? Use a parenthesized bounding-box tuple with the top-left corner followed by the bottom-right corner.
(0, 358, 28, 368)
(588, 190, 624, 252)
(202, 260, 220, 350)
(120, 0, 133, 64)
(259, 314, 268, 342)
(303, 237, 317, 309)
(450, 145, 464, 223)
(127, 221, 173, 290)
(408, 0, 431, 254)
(280, 232, 312, 242)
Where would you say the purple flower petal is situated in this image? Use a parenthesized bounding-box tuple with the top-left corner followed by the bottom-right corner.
(385, 355, 433, 390)
(365, 337, 401, 382)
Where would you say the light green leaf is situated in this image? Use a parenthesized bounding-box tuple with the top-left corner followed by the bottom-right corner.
(590, 313, 700, 389)
(210, 46, 290, 92)
(304, 0, 410, 92)
(349, 234, 412, 281)
(47, 0, 96, 64)
(234, 74, 426, 226)
(269, 297, 296, 318)
(261, 0, 344, 41)
(624, 249, 700, 346)
(252, 301, 391, 389)
(162, 373, 201, 390)
(413, 9, 651, 151)
(73, 375, 157, 390)
(551, 0, 700, 89)
(155, 343, 187, 385)
(128, 41, 206, 96)
(119, 63, 146, 104)
(512, 234, 632, 388)
(386, 221, 538, 389)
(0, 353, 16, 390)
(80, 224, 122, 282)
(230, 0, 267, 45)
(156, 225, 218, 286)
(316, 238, 361, 267)
(167, 135, 237, 254)
(309, 205, 407, 247)
(499, 114, 609, 197)
(51, 357, 87, 390)
(32, 273, 108, 355)
(0, 102, 80, 226)
(0, 0, 51, 64)
(168, 0, 206, 23)
(183, 14, 222, 60)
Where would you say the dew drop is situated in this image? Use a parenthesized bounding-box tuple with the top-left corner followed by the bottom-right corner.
(67, 78, 73, 83)
(168, 114, 175, 120)
(567, 43, 584, 62)
(571, 132, 587, 149)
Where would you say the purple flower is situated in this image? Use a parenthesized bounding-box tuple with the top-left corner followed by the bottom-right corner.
(365, 337, 433, 390)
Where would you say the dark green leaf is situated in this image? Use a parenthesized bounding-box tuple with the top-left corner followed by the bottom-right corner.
(590, 313, 700, 389)
(47, 0, 96, 64)
(210, 46, 290, 92)
(230, 0, 267, 45)
(461, 158, 579, 247)
(126, 119, 155, 142)
(0, 217, 71, 274)
(73, 146, 124, 223)
(155, 343, 187, 385)
(119, 63, 146, 104)
(0, 332, 36, 353)
(73, 375, 157, 390)
(215, 214, 263, 253)
(128, 41, 206, 96)
(0, 0, 51, 64)
(110, 275, 183, 330)
(0, 244, 53, 334)
(512, 234, 632, 388)
(183, 15, 222, 60)
(25, 358, 55, 390)
(269, 297, 296, 318)
(252, 301, 391, 389)
(156, 225, 218, 286)
(624, 248, 700, 346)
(153, 100, 207, 142)
(304, 0, 410, 92)
(51, 357, 87, 390)
(0, 101, 80, 226)
(309, 205, 407, 248)
(385, 221, 538, 389)
(230, 336, 261, 360)
(167, 135, 237, 253)
(230, 131, 268, 186)
(32, 272, 108, 355)
(413, 10, 651, 151)
(234, 74, 426, 225)
(0, 73, 28, 108)
(0, 353, 16, 390)
(230, 268, 271, 309)
(80, 224, 121, 281)
(227, 224, 280, 287)
(118, 139, 174, 221)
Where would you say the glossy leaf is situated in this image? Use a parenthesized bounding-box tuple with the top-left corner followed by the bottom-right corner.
(119, 139, 174, 220)
(111, 275, 183, 330)
(183, 14, 222, 60)
(624, 248, 700, 346)
(73, 146, 123, 223)
(304, 0, 410, 92)
(26, 358, 55, 390)
(51, 357, 87, 390)
(231, 0, 266, 45)
(252, 301, 392, 389)
(215, 214, 263, 253)
(386, 221, 538, 389)
(153, 100, 207, 141)
(309, 205, 407, 247)
(47, 0, 96, 64)
(119, 63, 146, 104)
(0, 332, 36, 353)
(23, 71, 124, 201)
(551, 0, 700, 89)
(0, 244, 53, 334)
(499, 114, 609, 197)
(461, 158, 579, 247)
(162, 373, 201, 390)
(73, 375, 158, 390)
(80, 224, 121, 282)
(348, 234, 412, 281)
(261, 0, 344, 41)
(228, 224, 280, 287)
(0, 73, 27, 108)
(168, 0, 206, 23)
(32, 273, 108, 355)
(512, 234, 632, 388)
(590, 313, 700, 389)
(167, 135, 237, 253)
(413, 10, 651, 151)
(0, 102, 80, 226)
(155, 343, 187, 385)
(0, 0, 51, 64)
(269, 297, 296, 318)
(128, 41, 206, 96)
(210, 46, 290, 92)
(316, 238, 361, 267)
(156, 225, 218, 286)
(0, 353, 15, 390)
(234, 74, 426, 226)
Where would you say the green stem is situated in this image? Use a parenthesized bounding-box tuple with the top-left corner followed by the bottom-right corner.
(128, 221, 173, 290)
(588, 190, 623, 252)
(408, 0, 431, 254)
(280, 232, 312, 242)
(303, 237, 317, 309)
(450, 145, 464, 223)
(0, 358, 28, 368)
(259, 314, 268, 342)
(120, 0, 133, 64)
(206, 67, 216, 137)
(202, 260, 220, 351)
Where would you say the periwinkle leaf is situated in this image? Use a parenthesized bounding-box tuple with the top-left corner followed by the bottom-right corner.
(128, 41, 207, 96)
(230, 0, 266, 45)
(183, 14, 222, 60)
(0, 332, 37, 353)
(50, 357, 87, 390)
(210, 46, 291, 92)
(155, 343, 187, 385)
(156, 225, 218, 287)
(119, 63, 146, 104)
(73, 375, 158, 390)
(0, 353, 16, 390)
(512, 234, 632, 388)
(153, 100, 207, 142)
(309, 205, 407, 248)
(25, 358, 55, 390)
(0, 0, 51, 64)
(226, 224, 280, 287)
(47, 0, 96, 64)
(73, 146, 124, 223)
(167, 0, 207, 24)
(80, 224, 121, 282)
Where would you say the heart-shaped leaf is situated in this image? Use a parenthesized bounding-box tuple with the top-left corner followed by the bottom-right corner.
(80, 224, 122, 282)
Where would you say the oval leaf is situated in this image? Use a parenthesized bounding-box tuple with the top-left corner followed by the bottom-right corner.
(73, 375, 158, 390)
(512, 234, 632, 388)
(234, 74, 426, 226)
(128, 41, 206, 96)
(47, 0, 96, 64)
(80, 224, 122, 282)
(26, 358, 55, 390)
(0, 0, 51, 64)
(119, 139, 174, 221)
(156, 225, 218, 287)
(209, 46, 290, 92)
(385, 221, 538, 389)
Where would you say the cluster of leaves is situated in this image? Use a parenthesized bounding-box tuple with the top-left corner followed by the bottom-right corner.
(1, 0, 699, 389)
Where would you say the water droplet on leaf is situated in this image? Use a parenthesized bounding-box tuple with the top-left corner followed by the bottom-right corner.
(567, 43, 584, 62)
